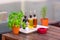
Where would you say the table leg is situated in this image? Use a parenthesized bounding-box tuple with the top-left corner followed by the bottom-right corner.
(2, 35, 5, 40)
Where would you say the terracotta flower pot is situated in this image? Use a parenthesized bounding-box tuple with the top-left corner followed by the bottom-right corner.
(41, 18, 48, 26)
(12, 25, 20, 35)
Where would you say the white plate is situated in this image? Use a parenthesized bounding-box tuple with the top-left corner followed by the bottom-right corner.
(19, 25, 48, 34)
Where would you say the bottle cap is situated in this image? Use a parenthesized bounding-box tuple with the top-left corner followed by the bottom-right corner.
(33, 14, 36, 17)
(29, 15, 32, 18)
(24, 15, 27, 18)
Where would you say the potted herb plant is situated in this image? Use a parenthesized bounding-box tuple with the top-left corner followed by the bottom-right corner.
(8, 11, 24, 35)
(41, 6, 48, 26)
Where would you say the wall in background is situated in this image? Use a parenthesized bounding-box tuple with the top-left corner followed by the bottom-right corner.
(23, 0, 54, 24)
(52, 0, 60, 21)
(0, 2, 21, 13)
(0, 0, 54, 24)
(0, 0, 59, 23)
(0, 0, 58, 33)
(0, 2, 21, 33)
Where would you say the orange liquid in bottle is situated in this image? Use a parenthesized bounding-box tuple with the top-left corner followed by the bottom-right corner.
(33, 18, 37, 28)
(33, 14, 37, 28)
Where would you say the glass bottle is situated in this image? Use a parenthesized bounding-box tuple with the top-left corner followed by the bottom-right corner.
(33, 14, 37, 28)
(28, 15, 33, 29)
(23, 16, 28, 23)
(22, 16, 27, 29)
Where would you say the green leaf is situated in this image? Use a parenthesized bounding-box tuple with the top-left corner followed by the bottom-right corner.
(41, 6, 47, 18)
(21, 22, 26, 29)
(8, 11, 24, 29)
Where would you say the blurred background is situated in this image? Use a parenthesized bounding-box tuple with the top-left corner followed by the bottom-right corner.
(0, 0, 60, 34)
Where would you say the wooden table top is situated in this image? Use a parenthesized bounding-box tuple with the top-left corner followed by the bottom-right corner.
(2, 26, 60, 40)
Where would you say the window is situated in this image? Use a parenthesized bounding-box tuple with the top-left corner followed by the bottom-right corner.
(0, 0, 20, 4)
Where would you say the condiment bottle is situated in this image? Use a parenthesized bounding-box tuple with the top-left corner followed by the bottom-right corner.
(33, 14, 37, 28)
(23, 16, 28, 23)
(28, 15, 33, 29)
(22, 16, 27, 29)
